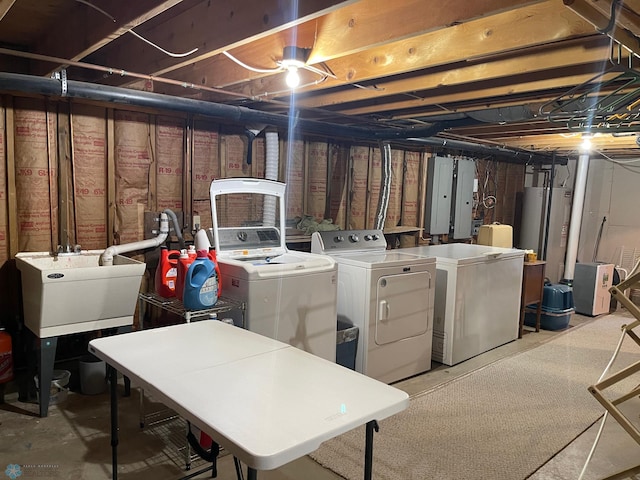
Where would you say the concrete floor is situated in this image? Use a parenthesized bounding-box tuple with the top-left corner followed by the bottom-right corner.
(1, 313, 639, 480)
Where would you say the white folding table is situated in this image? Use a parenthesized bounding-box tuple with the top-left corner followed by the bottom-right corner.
(89, 321, 409, 480)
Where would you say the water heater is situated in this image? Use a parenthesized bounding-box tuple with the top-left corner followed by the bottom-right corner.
(519, 187, 572, 283)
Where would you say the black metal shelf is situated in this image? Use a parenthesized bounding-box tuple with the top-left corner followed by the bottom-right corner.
(138, 292, 243, 323)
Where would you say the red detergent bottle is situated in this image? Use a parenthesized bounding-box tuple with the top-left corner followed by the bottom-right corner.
(155, 246, 180, 298)
(176, 246, 197, 301)
(183, 250, 219, 310)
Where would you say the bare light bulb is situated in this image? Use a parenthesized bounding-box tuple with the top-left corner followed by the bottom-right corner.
(285, 67, 300, 88)
(580, 137, 592, 152)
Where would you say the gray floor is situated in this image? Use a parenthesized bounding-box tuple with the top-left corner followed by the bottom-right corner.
(1, 313, 639, 480)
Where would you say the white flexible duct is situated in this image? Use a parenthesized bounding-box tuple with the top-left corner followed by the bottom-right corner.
(263, 130, 279, 226)
(375, 142, 392, 230)
(100, 212, 170, 266)
(563, 152, 590, 281)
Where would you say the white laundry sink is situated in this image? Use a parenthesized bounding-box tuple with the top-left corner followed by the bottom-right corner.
(16, 250, 145, 338)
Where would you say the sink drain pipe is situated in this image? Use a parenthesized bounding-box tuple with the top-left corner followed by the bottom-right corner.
(100, 211, 170, 266)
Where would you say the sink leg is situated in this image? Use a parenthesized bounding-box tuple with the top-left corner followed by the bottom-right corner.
(38, 337, 58, 418)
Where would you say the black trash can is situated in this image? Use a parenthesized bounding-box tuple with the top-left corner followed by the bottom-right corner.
(336, 318, 358, 370)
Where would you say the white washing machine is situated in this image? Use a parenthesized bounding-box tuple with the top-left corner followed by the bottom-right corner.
(401, 244, 524, 366)
(311, 229, 436, 384)
(211, 178, 338, 362)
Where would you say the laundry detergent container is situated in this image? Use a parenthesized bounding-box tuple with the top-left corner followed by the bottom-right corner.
(525, 283, 575, 330)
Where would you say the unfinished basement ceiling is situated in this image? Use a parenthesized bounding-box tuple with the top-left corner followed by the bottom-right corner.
(2, 0, 640, 159)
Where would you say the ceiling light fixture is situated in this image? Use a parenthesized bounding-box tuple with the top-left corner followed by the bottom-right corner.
(580, 132, 593, 152)
(280, 46, 308, 89)
(222, 46, 337, 93)
(285, 66, 301, 88)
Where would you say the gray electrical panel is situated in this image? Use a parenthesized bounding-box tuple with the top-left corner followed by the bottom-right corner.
(452, 158, 475, 239)
(424, 156, 453, 235)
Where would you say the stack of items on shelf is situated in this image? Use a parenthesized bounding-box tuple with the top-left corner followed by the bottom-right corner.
(154, 229, 221, 310)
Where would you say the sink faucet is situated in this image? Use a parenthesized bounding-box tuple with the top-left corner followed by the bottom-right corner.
(56, 244, 82, 257)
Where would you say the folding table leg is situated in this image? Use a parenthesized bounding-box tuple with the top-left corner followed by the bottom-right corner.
(364, 420, 380, 480)
(108, 365, 119, 480)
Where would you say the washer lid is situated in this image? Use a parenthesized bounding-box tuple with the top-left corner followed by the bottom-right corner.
(210, 178, 288, 260)
(219, 251, 336, 278)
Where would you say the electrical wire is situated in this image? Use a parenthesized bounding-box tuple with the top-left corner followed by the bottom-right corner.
(75, 0, 116, 22)
(0, 47, 251, 100)
(127, 29, 198, 58)
(74, 0, 198, 58)
(257, 75, 329, 97)
(482, 162, 497, 209)
(222, 51, 283, 74)
(223, 50, 385, 94)
(597, 150, 640, 165)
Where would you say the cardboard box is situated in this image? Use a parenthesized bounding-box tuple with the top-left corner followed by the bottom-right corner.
(477, 224, 513, 248)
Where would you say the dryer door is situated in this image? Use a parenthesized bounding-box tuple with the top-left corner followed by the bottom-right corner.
(375, 270, 431, 345)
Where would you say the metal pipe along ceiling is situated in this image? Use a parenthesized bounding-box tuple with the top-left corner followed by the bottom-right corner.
(0, 72, 561, 163)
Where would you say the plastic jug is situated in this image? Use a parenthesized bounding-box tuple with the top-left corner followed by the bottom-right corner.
(183, 250, 219, 310)
(176, 247, 197, 301)
(155, 246, 181, 298)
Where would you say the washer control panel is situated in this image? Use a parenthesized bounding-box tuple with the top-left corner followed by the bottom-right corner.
(311, 229, 387, 253)
(217, 227, 281, 250)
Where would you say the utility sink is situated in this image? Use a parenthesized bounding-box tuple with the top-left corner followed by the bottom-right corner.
(16, 250, 145, 338)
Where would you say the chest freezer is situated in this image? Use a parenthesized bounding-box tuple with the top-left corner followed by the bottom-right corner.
(402, 243, 524, 365)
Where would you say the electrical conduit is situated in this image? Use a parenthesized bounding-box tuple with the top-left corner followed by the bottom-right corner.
(375, 142, 392, 230)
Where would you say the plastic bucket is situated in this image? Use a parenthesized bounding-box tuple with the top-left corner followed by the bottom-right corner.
(34, 370, 70, 406)
(79, 354, 106, 395)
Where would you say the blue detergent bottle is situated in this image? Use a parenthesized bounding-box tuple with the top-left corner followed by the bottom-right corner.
(182, 250, 219, 310)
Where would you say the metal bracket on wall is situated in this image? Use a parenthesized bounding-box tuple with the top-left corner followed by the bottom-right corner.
(50, 69, 67, 96)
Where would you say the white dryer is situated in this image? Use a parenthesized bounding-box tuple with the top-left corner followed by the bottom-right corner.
(311, 230, 436, 384)
(211, 178, 337, 362)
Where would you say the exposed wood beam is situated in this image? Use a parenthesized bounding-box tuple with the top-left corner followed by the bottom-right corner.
(563, 0, 640, 57)
(85, 0, 359, 85)
(587, 0, 640, 36)
(31, 0, 186, 76)
(143, 0, 549, 93)
(0, 0, 15, 22)
(333, 66, 606, 115)
(495, 132, 638, 151)
(454, 121, 577, 138)
(219, 1, 596, 100)
(306, 0, 547, 63)
(292, 36, 611, 109)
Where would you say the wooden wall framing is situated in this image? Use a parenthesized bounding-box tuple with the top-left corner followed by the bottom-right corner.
(0, 94, 523, 259)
